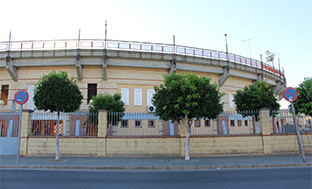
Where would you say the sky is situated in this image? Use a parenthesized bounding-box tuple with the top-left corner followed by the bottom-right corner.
(1, 0, 311, 108)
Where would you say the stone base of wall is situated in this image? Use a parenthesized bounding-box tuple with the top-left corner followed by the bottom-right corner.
(21, 134, 311, 157)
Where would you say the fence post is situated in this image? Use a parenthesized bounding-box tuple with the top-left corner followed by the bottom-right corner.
(20, 109, 34, 137)
(259, 108, 270, 135)
(20, 109, 34, 156)
(259, 108, 272, 154)
(179, 121, 186, 137)
(98, 110, 107, 137)
(179, 120, 187, 158)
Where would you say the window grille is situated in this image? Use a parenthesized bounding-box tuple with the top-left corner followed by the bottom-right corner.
(195, 119, 201, 127)
(87, 84, 97, 104)
(1, 85, 9, 105)
(121, 120, 128, 128)
(148, 120, 155, 127)
(32, 120, 63, 136)
(135, 120, 142, 128)
(1, 120, 7, 137)
(205, 119, 211, 127)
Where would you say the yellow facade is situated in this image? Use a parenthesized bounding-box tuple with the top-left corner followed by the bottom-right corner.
(1, 65, 258, 112)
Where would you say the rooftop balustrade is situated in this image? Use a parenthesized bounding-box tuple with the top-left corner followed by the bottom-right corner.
(0, 39, 284, 79)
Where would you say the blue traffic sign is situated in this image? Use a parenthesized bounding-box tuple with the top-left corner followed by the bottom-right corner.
(14, 90, 29, 105)
(283, 87, 298, 102)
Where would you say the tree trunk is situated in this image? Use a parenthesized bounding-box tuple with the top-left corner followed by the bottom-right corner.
(55, 111, 60, 161)
(182, 117, 191, 160)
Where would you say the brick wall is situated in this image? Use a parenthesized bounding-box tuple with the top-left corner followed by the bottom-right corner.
(17, 106, 312, 157)
(22, 134, 311, 157)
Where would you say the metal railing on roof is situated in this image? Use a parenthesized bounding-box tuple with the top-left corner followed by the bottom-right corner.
(0, 39, 284, 79)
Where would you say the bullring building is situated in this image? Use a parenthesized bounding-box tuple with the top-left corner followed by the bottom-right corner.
(0, 39, 286, 113)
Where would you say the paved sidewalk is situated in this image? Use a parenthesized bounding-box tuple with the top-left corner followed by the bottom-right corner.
(1, 154, 311, 170)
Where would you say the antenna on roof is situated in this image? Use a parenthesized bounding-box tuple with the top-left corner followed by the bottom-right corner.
(6, 31, 12, 62)
(104, 20, 107, 49)
(7, 31, 12, 52)
(103, 20, 108, 80)
(173, 35, 176, 59)
(242, 37, 255, 58)
(78, 29, 81, 49)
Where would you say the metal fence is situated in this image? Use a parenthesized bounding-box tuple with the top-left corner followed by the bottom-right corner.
(0, 112, 20, 137)
(192, 111, 259, 136)
(107, 112, 165, 137)
(270, 110, 312, 153)
(270, 109, 312, 134)
(107, 111, 259, 137)
(31, 111, 98, 137)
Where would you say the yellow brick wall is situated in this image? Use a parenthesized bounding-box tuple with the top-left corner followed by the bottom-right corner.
(23, 133, 311, 157)
(26, 137, 105, 156)
(189, 136, 263, 156)
(266, 134, 304, 154)
(105, 138, 181, 157)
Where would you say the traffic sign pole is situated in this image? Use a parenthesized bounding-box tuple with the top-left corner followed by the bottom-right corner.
(17, 104, 23, 165)
(290, 102, 306, 162)
(14, 90, 29, 165)
(283, 87, 306, 163)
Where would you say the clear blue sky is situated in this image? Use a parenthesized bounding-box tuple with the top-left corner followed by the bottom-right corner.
(1, 0, 311, 108)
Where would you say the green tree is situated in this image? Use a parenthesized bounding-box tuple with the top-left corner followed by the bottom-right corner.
(89, 93, 125, 126)
(233, 81, 280, 120)
(153, 73, 223, 160)
(34, 71, 83, 160)
(294, 77, 312, 116)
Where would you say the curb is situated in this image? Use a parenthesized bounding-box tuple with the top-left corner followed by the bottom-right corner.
(1, 163, 311, 170)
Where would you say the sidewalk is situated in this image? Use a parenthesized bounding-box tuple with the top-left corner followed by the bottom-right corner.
(1, 154, 311, 170)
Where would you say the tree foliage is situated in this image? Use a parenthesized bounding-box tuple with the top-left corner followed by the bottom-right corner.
(34, 70, 83, 112)
(153, 73, 223, 122)
(294, 77, 312, 116)
(33, 70, 83, 160)
(89, 93, 125, 125)
(153, 73, 223, 160)
(233, 81, 280, 119)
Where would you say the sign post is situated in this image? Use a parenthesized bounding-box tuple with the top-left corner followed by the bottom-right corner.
(14, 90, 29, 165)
(283, 87, 306, 162)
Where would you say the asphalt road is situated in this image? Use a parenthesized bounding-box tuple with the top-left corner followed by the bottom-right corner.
(1, 167, 311, 189)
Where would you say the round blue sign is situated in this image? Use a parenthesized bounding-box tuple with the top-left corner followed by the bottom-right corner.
(283, 87, 298, 102)
(14, 90, 29, 105)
